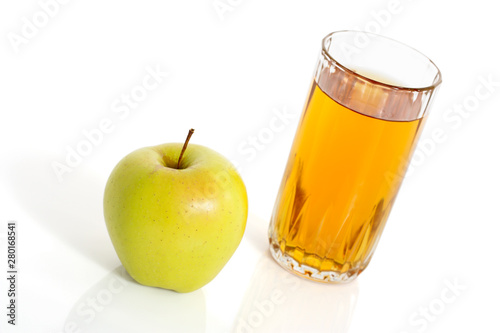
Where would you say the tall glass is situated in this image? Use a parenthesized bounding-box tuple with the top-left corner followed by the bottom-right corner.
(269, 31, 442, 283)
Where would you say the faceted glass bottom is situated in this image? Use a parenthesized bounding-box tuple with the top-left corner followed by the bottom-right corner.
(269, 239, 366, 284)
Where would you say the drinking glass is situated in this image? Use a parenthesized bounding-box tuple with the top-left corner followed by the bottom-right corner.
(268, 31, 442, 283)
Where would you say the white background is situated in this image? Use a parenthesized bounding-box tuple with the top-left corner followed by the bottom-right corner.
(1, 0, 499, 332)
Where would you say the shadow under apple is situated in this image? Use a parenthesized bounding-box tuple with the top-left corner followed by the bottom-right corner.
(62, 266, 206, 333)
(7, 154, 117, 269)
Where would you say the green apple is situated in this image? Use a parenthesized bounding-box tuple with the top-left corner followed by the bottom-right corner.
(103, 130, 248, 293)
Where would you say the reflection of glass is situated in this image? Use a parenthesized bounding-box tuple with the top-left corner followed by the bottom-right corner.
(269, 31, 442, 283)
(63, 266, 206, 333)
(233, 253, 358, 332)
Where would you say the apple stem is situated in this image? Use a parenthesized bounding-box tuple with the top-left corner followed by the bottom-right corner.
(177, 129, 195, 169)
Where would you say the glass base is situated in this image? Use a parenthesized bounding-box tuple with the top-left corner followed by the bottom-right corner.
(269, 240, 364, 284)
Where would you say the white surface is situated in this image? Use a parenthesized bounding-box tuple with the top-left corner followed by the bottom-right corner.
(1, 0, 499, 332)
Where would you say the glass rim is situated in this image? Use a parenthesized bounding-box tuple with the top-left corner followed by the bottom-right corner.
(321, 30, 443, 92)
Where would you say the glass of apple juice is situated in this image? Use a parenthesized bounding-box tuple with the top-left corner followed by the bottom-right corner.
(268, 31, 442, 283)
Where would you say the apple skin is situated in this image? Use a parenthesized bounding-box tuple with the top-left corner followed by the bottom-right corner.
(103, 143, 248, 293)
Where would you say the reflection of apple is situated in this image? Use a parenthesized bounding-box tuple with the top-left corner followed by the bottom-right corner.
(64, 266, 206, 333)
(103, 130, 248, 292)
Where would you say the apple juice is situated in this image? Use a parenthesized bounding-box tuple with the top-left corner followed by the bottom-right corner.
(268, 80, 426, 281)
